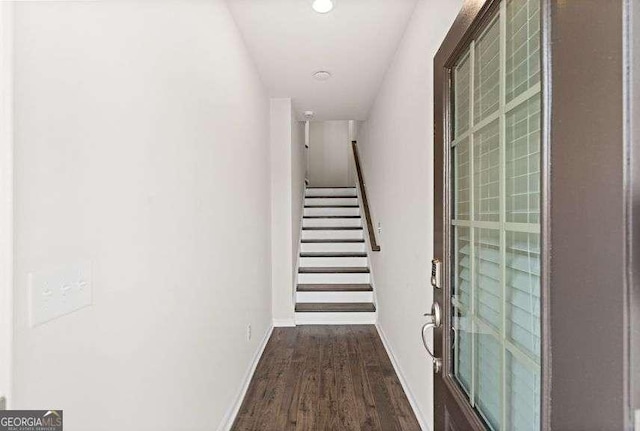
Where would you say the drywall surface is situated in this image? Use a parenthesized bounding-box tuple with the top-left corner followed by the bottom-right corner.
(226, 0, 418, 120)
(291, 118, 306, 278)
(308, 120, 356, 187)
(358, 0, 462, 428)
(270, 98, 296, 325)
(12, 1, 271, 429)
(0, 3, 12, 408)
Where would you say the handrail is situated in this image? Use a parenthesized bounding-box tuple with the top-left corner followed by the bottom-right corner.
(351, 140, 381, 252)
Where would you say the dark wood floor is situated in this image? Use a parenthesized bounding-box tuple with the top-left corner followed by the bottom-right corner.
(232, 325, 422, 431)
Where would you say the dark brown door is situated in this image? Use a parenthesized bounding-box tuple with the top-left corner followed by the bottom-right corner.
(431, 1, 632, 430)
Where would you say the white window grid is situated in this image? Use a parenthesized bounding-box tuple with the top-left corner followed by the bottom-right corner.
(450, 0, 541, 429)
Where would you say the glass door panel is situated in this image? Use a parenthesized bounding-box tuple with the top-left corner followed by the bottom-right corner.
(450, 0, 541, 429)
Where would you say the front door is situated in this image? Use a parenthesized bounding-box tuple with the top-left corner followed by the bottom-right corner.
(431, 0, 631, 430)
(433, 1, 543, 429)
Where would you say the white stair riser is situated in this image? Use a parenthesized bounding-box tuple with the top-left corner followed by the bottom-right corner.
(302, 230, 363, 240)
(299, 257, 368, 267)
(304, 207, 360, 217)
(295, 312, 376, 325)
(300, 242, 366, 253)
(297, 273, 370, 284)
(303, 218, 362, 228)
(305, 197, 358, 206)
(296, 291, 374, 303)
(306, 188, 357, 197)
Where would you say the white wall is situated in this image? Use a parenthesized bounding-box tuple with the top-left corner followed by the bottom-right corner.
(270, 98, 298, 326)
(308, 120, 356, 187)
(291, 116, 306, 280)
(358, 0, 462, 428)
(0, 2, 13, 407)
(349, 120, 360, 142)
(12, 1, 272, 430)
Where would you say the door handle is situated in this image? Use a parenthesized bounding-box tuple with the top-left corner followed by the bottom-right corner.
(424, 300, 442, 327)
(421, 302, 443, 373)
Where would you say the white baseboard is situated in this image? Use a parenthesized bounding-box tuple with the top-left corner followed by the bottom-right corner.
(273, 318, 296, 327)
(217, 325, 274, 431)
(375, 323, 430, 431)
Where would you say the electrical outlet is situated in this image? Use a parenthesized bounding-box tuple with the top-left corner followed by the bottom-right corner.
(247, 324, 252, 341)
(377, 222, 382, 234)
(29, 261, 92, 327)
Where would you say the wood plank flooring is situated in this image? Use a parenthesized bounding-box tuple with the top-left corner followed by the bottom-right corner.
(232, 325, 422, 431)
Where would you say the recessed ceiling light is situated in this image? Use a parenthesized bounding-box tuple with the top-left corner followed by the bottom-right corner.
(312, 0, 334, 14)
(313, 71, 332, 81)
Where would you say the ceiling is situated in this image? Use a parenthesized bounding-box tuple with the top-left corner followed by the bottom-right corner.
(226, 0, 419, 121)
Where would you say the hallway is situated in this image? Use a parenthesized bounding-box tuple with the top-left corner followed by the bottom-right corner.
(232, 326, 421, 431)
(1, 0, 633, 429)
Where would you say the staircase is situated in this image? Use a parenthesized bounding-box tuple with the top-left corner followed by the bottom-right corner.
(295, 186, 377, 325)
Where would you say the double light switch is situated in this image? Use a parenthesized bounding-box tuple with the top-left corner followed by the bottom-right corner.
(29, 261, 92, 327)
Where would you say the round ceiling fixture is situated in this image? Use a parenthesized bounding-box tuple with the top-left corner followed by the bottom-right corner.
(312, 0, 334, 14)
(313, 71, 332, 81)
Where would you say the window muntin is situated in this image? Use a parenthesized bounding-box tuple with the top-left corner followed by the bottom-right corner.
(450, 0, 541, 429)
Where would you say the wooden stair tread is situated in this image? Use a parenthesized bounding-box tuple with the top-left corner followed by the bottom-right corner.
(297, 284, 373, 292)
(303, 227, 362, 231)
(295, 303, 376, 313)
(303, 216, 361, 219)
(305, 195, 357, 199)
(301, 239, 364, 243)
(300, 252, 367, 258)
(299, 267, 370, 274)
(306, 187, 356, 189)
(305, 205, 359, 208)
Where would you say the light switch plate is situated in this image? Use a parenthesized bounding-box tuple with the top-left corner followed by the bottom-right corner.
(29, 261, 92, 327)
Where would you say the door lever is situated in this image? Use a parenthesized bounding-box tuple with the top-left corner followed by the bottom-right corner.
(421, 302, 443, 373)
(424, 301, 442, 327)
